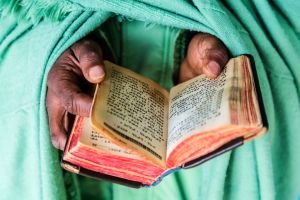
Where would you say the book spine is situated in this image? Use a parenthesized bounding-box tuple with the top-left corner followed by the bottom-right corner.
(61, 160, 145, 188)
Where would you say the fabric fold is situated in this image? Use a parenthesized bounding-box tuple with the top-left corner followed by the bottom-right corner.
(0, 1, 299, 199)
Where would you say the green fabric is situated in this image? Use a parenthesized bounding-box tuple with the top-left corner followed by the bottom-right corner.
(0, 1, 300, 199)
(97, 17, 182, 90)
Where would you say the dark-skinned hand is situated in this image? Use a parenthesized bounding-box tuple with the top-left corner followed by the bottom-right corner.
(46, 33, 229, 150)
(46, 39, 105, 150)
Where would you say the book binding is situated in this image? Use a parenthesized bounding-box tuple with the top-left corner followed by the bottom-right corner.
(62, 136, 244, 188)
(61, 160, 145, 188)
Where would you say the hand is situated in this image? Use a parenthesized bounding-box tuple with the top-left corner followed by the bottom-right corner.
(46, 38, 105, 150)
(179, 33, 229, 83)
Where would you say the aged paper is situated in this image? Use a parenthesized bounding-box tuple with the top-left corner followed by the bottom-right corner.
(166, 62, 235, 157)
(79, 117, 140, 159)
(92, 61, 169, 164)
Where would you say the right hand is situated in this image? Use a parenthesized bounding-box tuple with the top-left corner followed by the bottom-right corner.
(46, 38, 105, 150)
(179, 33, 229, 83)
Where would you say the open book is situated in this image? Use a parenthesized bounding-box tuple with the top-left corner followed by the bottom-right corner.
(62, 55, 267, 188)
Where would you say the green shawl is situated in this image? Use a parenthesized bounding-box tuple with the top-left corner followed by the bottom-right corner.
(0, 0, 299, 199)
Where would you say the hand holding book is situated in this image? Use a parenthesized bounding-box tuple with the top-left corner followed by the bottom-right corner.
(46, 38, 105, 150)
(62, 55, 267, 187)
(46, 33, 229, 151)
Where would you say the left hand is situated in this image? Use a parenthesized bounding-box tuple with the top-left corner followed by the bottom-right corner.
(179, 33, 229, 83)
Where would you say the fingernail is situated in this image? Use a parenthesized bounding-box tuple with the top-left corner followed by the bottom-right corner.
(206, 61, 221, 77)
(52, 136, 66, 150)
(89, 66, 104, 81)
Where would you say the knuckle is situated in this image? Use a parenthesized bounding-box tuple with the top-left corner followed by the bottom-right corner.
(80, 50, 100, 63)
(63, 93, 74, 112)
(62, 92, 90, 116)
(62, 92, 79, 114)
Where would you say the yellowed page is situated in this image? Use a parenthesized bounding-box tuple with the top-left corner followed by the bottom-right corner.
(79, 117, 139, 159)
(91, 61, 169, 166)
(166, 60, 236, 158)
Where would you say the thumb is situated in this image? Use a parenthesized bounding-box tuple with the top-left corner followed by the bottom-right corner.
(71, 39, 105, 83)
(186, 33, 229, 79)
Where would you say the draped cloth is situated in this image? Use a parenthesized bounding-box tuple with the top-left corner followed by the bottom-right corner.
(0, 1, 299, 199)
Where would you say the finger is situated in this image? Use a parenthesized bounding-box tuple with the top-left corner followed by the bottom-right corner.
(61, 90, 92, 117)
(186, 33, 229, 79)
(46, 90, 68, 150)
(47, 63, 93, 116)
(201, 48, 227, 79)
(71, 39, 105, 83)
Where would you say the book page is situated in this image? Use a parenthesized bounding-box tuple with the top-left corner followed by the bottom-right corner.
(167, 64, 235, 158)
(79, 117, 139, 159)
(91, 61, 169, 164)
